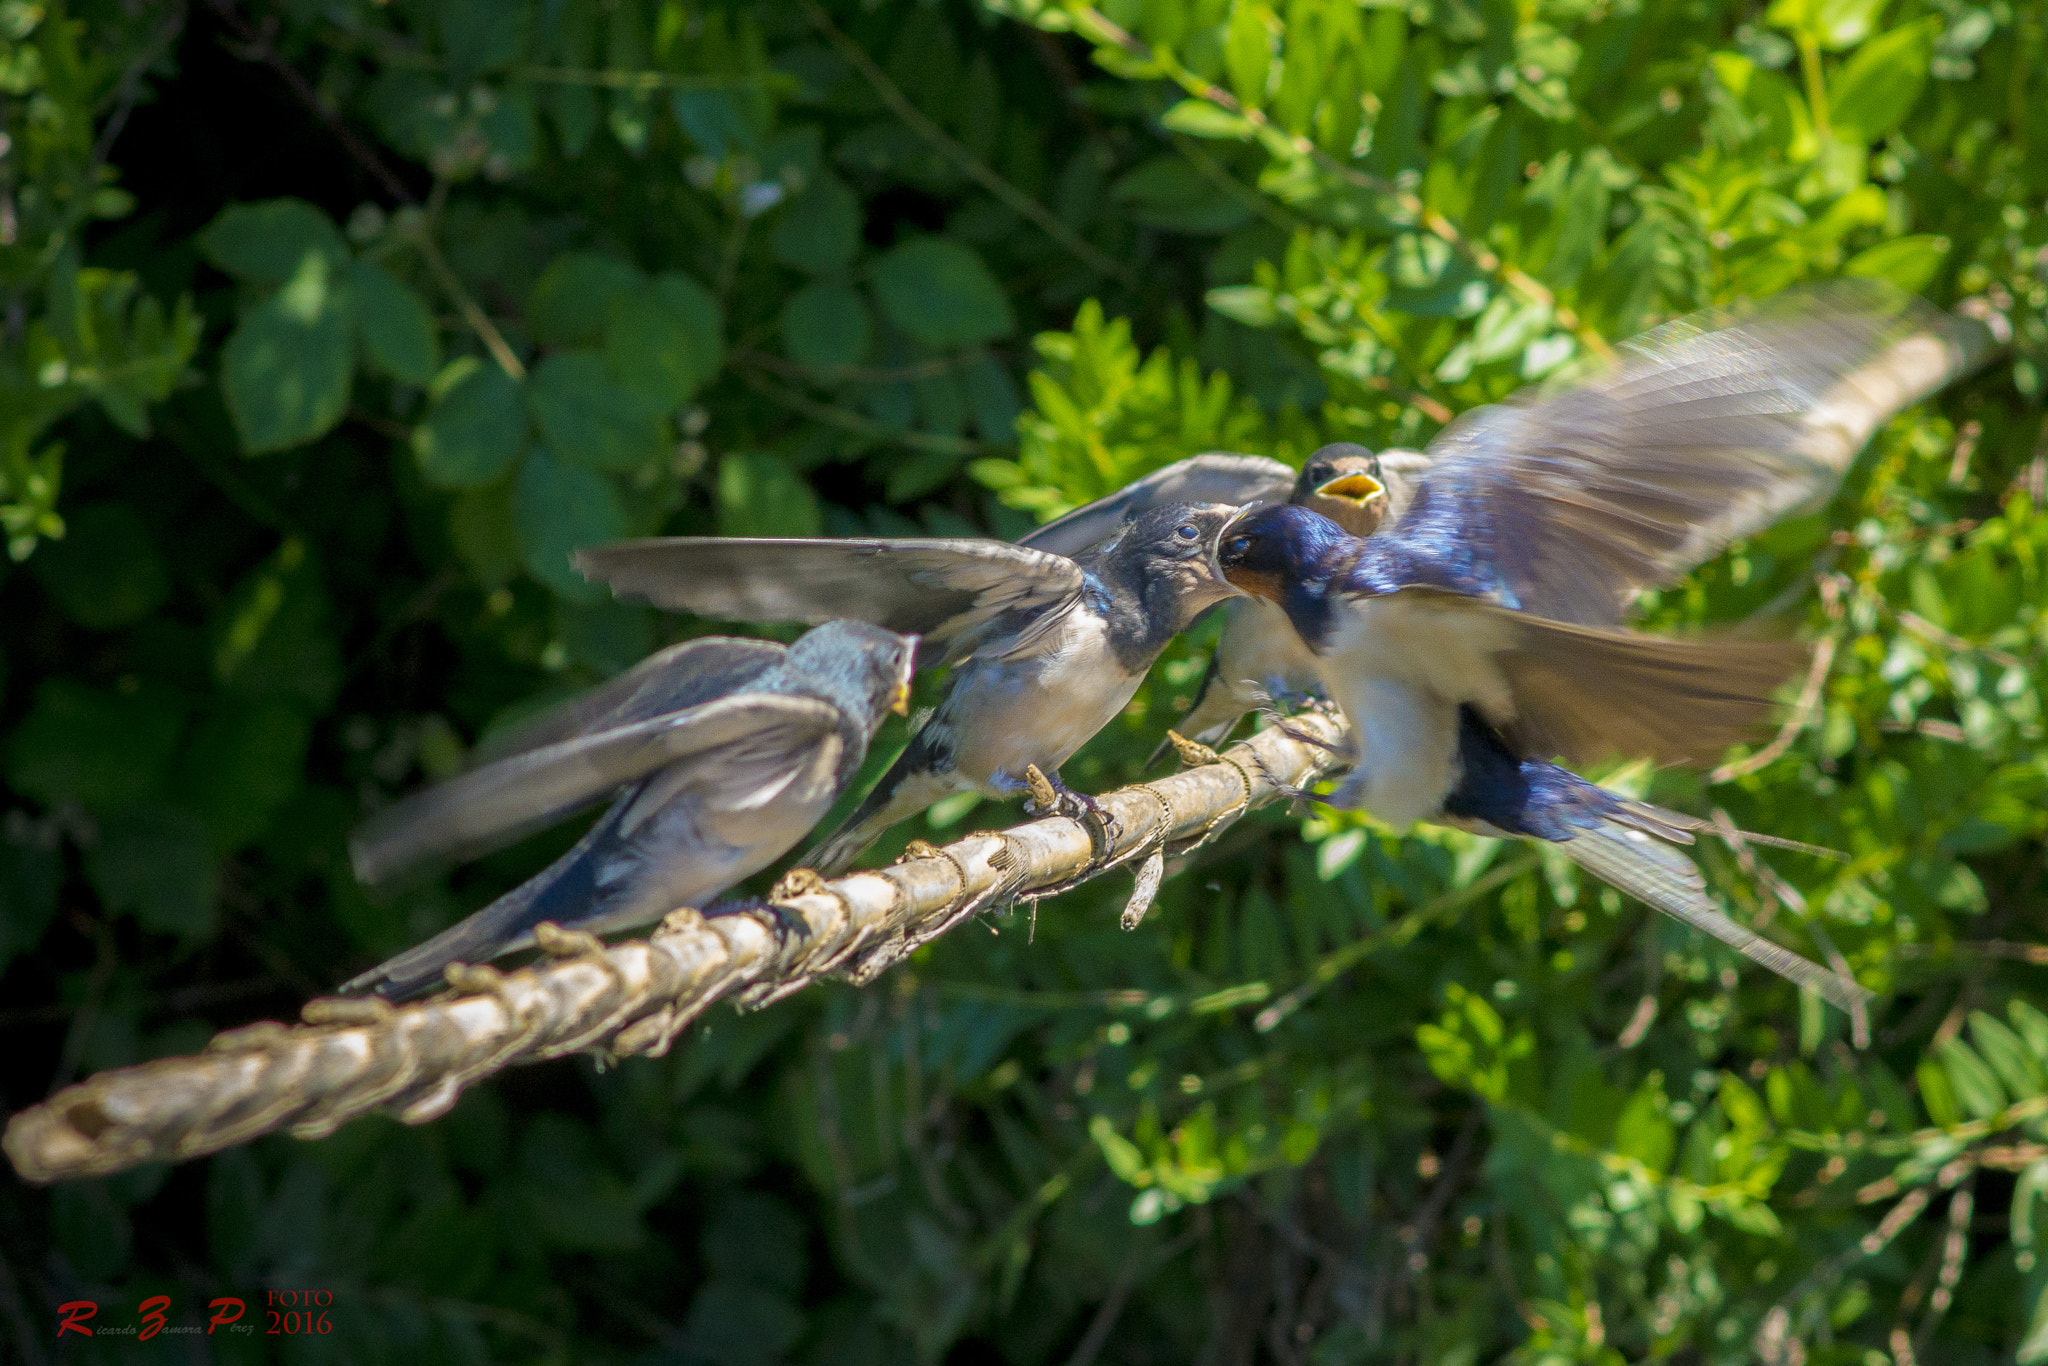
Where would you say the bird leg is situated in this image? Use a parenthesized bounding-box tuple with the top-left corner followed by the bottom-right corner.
(1023, 763, 1123, 857)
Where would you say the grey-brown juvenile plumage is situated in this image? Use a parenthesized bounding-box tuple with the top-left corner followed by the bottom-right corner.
(343, 621, 916, 999)
(576, 503, 1244, 874)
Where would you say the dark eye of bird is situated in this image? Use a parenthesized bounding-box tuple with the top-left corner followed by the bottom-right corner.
(1175, 524, 1198, 541)
(1225, 536, 1251, 558)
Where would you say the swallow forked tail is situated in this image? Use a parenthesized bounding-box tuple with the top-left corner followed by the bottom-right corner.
(1554, 815, 1869, 1013)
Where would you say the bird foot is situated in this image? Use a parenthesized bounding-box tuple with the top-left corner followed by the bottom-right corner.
(769, 867, 830, 901)
(533, 920, 608, 959)
(1023, 764, 1123, 855)
(1164, 729, 1221, 768)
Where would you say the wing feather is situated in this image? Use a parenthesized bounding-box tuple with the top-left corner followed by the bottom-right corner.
(1389, 282, 1992, 624)
(1018, 453, 1295, 558)
(351, 693, 840, 885)
(574, 538, 1086, 667)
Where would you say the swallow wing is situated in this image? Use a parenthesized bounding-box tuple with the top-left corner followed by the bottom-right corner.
(473, 636, 789, 764)
(1018, 453, 1295, 558)
(351, 691, 841, 885)
(1386, 282, 1990, 625)
(575, 538, 1087, 666)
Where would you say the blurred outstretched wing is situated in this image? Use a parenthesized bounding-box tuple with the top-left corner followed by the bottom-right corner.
(351, 692, 840, 886)
(575, 538, 1086, 667)
(474, 636, 789, 765)
(1018, 453, 1295, 558)
(1387, 282, 1994, 625)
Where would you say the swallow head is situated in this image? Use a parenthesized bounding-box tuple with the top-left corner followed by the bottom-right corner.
(786, 621, 920, 729)
(1216, 502, 1355, 605)
(1104, 501, 1244, 631)
(1292, 443, 1387, 537)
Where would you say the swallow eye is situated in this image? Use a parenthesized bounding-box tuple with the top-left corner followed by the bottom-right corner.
(1175, 524, 1199, 541)
(1224, 536, 1252, 558)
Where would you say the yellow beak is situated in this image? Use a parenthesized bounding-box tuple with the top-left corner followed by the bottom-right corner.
(891, 646, 917, 715)
(1316, 472, 1385, 504)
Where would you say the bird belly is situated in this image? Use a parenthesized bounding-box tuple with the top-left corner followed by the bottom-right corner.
(1329, 595, 1519, 719)
(1315, 597, 1497, 824)
(582, 755, 841, 935)
(943, 615, 1142, 792)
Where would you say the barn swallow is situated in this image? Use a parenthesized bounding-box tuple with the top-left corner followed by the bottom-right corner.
(1014, 446, 1431, 753)
(575, 503, 1244, 874)
(342, 621, 916, 999)
(1216, 284, 1988, 1006)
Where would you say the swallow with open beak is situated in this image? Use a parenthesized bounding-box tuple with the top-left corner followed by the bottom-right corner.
(342, 621, 916, 999)
(1014, 446, 1434, 751)
(575, 502, 1244, 874)
(1214, 283, 1990, 1008)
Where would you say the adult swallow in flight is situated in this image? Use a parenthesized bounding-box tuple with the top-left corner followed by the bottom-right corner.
(574, 503, 1244, 874)
(343, 621, 916, 999)
(1214, 284, 1989, 1006)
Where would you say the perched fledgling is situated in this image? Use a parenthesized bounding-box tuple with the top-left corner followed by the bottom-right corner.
(1216, 283, 1991, 1007)
(343, 622, 916, 999)
(575, 502, 1244, 874)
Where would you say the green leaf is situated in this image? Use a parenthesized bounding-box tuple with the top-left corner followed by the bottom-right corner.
(1936, 1037, 2007, 1120)
(6, 679, 186, 812)
(2012, 1000, 2048, 1063)
(413, 362, 526, 488)
(780, 282, 873, 370)
(220, 251, 356, 454)
(1829, 17, 1938, 137)
(27, 502, 169, 630)
(871, 239, 1015, 350)
(1843, 234, 1949, 291)
(1916, 1056, 1960, 1128)
(199, 200, 348, 287)
(526, 350, 668, 472)
(1160, 98, 1254, 139)
(449, 480, 522, 585)
(716, 452, 821, 538)
(769, 174, 862, 275)
(670, 89, 758, 160)
(515, 447, 625, 601)
(1812, 0, 1892, 49)
(1613, 1082, 1675, 1173)
(1969, 1011, 2047, 1100)
(350, 259, 440, 383)
(603, 272, 724, 407)
(1225, 3, 1274, 108)
(1111, 156, 1252, 233)
(88, 805, 218, 937)
(174, 701, 311, 851)
(528, 252, 644, 348)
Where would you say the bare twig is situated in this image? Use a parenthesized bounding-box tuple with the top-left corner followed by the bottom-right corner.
(5, 715, 1344, 1184)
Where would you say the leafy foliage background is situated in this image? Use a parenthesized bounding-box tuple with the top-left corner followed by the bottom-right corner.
(1, 0, 2046, 1361)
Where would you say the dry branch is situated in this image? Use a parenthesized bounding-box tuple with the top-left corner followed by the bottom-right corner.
(5, 715, 1344, 1184)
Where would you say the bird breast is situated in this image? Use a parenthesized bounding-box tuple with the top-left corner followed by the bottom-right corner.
(944, 608, 1143, 790)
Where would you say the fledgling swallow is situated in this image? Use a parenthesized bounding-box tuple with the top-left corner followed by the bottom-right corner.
(575, 503, 1244, 873)
(342, 621, 916, 999)
(1215, 283, 1990, 1007)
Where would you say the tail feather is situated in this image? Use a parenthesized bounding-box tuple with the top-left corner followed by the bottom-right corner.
(804, 746, 963, 876)
(341, 816, 610, 1000)
(1560, 820, 1869, 1012)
